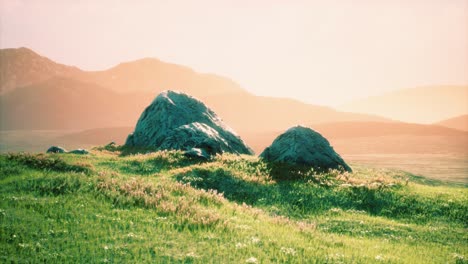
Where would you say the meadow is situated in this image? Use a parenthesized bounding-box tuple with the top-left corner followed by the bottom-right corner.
(0, 147, 466, 263)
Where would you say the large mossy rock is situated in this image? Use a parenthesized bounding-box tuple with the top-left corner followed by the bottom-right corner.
(125, 90, 253, 155)
(260, 126, 352, 175)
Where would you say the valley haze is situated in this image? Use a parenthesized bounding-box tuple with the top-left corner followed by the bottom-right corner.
(0, 47, 467, 183)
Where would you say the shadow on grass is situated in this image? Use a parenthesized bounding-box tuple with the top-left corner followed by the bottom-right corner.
(176, 167, 266, 204)
(118, 146, 160, 157)
(99, 150, 208, 176)
(4, 153, 93, 175)
(175, 167, 467, 224)
(406, 173, 467, 187)
(119, 156, 201, 176)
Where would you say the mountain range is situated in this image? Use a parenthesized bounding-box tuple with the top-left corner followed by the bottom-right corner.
(1, 47, 467, 140)
(0, 47, 388, 132)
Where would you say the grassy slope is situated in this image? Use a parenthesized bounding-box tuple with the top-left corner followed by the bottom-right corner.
(0, 149, 466, 263)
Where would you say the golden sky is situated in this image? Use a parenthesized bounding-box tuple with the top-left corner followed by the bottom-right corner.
(1, 0, 467, 106)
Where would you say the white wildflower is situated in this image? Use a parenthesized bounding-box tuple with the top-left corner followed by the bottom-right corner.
(280, 247, 296, 255)
(186, 252, 198, 258)
(330, 208, 342, 213)
(236, 242, 246, 249)
(246, 257, 258, 263)
(250, 237, 260, 244)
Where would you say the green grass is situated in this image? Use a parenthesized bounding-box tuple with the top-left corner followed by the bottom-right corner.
(0, 150, 467, 263)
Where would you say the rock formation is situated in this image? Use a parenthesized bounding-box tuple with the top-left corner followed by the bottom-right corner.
(260, 126, 351, 173)
(125, 90, 253, 156)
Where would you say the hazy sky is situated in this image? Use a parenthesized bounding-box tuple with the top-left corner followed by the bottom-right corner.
(1, 0, 467, 106)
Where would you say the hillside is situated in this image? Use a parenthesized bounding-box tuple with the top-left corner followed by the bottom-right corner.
(0, 150, 466, 263)
(0, 77, 152, 130)
(339, 86, 468, 124)
(0, 47, 82, 94)
(201, 94, 389, 133)
(83, 58, 249, 97)
(0, 47, 388, 132)
(435, 114, 468, 131)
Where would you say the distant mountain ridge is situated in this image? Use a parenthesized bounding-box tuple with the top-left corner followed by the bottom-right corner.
(0, 47, 247, 97)
(435, 115, 468, 131)
(0, 47, 389, 132)
(338, 86, 468, 124)
(0, 77, 152, 130)
(83, 58, 249, 97)
(0, 47, 81, 94)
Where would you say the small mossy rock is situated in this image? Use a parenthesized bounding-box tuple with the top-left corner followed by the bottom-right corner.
(260, 126, 352, 173)
(125, 90, 253, 155)
(68, 149, 89, 155)
(46, 146, 67, 153)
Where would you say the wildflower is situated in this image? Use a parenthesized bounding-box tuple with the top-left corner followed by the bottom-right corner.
(375, 255, 384, 261)
(281, 247, 296, 255)
(204, 234, 216, 240)
(103, 245, 109, 250)
(453, 253, 464, 260)
(236, 243, 246, 249)
(250, 237, 260, 244)
(246, 257, 258, 263)
(186, 252, 198, 258)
